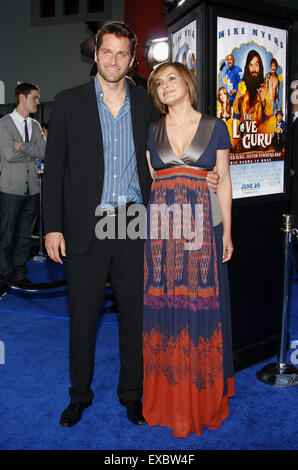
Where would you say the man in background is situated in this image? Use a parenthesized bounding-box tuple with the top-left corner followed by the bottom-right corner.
(289, 76, 298, 280)
(224, 53, 242, 106)
(0, 82, 46, 297)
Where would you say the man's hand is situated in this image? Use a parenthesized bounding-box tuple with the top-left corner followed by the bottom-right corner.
(45, 232, 66, 264)
(222, 233, 234, 263)
(206, 166, 219, 193)
(14, 141, 22, 150)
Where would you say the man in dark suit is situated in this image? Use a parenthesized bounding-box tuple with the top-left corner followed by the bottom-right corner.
(43, 21, 218, 427)
(289, 77, 298, 277)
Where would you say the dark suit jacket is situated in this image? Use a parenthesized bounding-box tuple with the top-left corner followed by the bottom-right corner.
(42, 78, 159, 255)
(291, 118, 298, 191)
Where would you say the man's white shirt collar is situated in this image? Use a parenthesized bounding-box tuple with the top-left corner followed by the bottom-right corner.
(9, 109, 32, 140)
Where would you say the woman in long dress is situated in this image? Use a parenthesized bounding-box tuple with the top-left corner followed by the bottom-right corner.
(142, 61, 235, 438)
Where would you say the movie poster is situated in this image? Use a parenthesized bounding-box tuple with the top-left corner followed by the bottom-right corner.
(217, 17, 287, 199)
(171, 19, 197, 77)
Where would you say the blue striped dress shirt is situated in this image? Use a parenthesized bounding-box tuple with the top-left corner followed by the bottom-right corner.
(94, 76, 142, 208)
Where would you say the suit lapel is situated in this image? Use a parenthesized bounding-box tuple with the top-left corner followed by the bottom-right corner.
(7, 115, 39, 143)
(81, 80, 103, 152)
(7, 115, 25, 142)
(128, 82, 143, 166)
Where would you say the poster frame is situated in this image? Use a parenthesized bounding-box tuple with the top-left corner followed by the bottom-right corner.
(168, 4, 204, 112)
(164, 0, 296, 371)
(209, 5, 293, 207)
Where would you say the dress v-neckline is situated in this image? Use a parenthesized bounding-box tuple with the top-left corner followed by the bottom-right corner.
(164, 114, 204, 159)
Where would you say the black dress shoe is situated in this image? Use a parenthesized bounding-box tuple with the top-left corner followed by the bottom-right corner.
(0, 283, 7, 299)
(10, 278, 39, 292)
(120, 399, 146, 425)
(59, 401, 92, 427)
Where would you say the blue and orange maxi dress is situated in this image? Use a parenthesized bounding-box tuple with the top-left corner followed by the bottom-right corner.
(143, 114, 235, 438)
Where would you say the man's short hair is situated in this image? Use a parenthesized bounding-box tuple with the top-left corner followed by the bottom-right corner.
(95, 21, 137, 58)
(14, 82, 40, 106)
(271, 58, 278, 68)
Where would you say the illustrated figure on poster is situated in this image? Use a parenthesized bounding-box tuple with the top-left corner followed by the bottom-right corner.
(231, 49, 276, 151)
(217, 86, 233, 122)
(176, 47, 196, 77)
(233, 50, 275, 130)
(268, 58, 280, 114)
(272, 107, 286, 151)
(223, 54, 242, 106)
(190, 52, 196, 77)
(217, 86, 237, 148)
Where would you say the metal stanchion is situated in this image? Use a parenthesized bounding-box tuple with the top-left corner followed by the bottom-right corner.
(256, 214, 298, 387)
(32, 169, 47, 262)
(27, 165, 66, 290)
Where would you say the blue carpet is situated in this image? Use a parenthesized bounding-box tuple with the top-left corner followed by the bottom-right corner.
(0, 260, 297, 451)
(0, 260, 117, 323)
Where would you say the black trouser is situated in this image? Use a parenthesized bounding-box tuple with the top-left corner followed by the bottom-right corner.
(0, 192, 39, 281)
(66, 211, 145, 404)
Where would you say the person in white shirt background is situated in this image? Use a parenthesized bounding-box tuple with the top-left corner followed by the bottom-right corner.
(0, 82, 46, 297)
